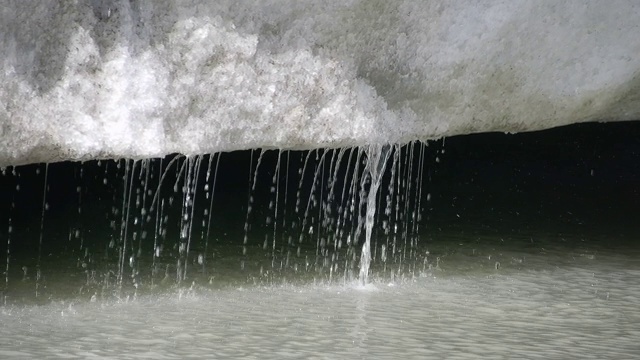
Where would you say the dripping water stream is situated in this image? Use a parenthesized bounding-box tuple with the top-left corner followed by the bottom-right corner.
(0, 143, 436, 304)
(358, 145, 391, 285)
(36, 164, 49, 298)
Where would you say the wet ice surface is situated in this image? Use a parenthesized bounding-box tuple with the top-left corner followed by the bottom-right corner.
(3, 2, 640, 165)
(2, 234, 639, 359)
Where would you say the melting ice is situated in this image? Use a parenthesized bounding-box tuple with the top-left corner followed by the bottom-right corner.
(1, 2, 640, 358)
(1, 1, 640, 166)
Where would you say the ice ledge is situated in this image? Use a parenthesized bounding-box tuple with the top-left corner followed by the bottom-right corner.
(1, 1, 639, 166)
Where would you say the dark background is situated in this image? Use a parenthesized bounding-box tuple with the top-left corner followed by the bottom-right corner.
(1, 120, 639, 260)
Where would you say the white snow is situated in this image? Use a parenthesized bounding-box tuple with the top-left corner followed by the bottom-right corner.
(1, 1, 639, 166)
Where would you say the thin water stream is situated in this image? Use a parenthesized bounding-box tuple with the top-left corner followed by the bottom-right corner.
(1, 145, 426, 304)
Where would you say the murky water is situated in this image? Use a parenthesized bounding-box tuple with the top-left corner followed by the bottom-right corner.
(2, 230, 639, 359)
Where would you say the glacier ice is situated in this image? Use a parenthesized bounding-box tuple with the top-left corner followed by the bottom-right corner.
(1, 0, 639, 166)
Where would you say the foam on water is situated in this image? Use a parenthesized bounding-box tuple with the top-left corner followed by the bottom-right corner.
(2, 1, 640, 166)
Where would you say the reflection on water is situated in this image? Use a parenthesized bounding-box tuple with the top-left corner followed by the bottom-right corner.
(1, 231, 639, 359)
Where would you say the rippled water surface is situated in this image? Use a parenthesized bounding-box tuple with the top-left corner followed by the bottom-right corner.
(2, 232, 639, 359)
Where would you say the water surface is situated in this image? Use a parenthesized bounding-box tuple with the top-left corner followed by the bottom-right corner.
(2, 231, 638, 359)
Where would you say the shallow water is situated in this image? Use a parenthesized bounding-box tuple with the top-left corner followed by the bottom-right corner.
(2, 231, 639, 359)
